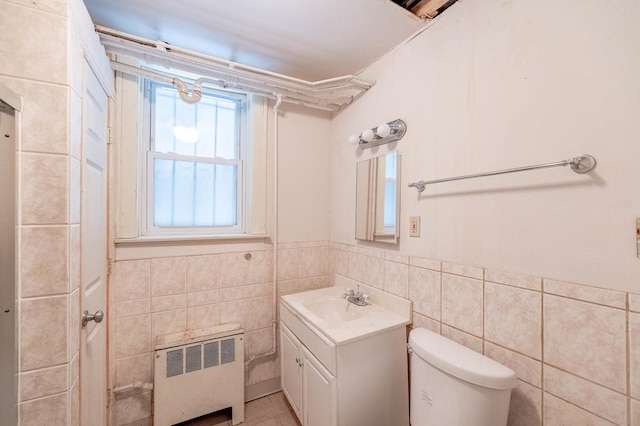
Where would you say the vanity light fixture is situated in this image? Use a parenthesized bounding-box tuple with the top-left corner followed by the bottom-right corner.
(349, 119, 407, 149)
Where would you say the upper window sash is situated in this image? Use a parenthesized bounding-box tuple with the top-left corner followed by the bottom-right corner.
(149, 81, 244, 159)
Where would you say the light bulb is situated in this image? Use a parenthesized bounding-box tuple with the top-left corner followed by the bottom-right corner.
(361, 128, 375, 142)
(376, 123, 391, 138)
(348, 134, 361, 145)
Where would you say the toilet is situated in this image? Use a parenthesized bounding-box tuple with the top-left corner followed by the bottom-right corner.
(408, 328, 517, 426)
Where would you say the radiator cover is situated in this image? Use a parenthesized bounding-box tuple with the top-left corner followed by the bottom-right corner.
(154, 323, 245, 425)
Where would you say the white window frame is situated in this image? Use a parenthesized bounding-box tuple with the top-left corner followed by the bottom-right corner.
(141, 79, 248, 236)
(113, 59, 269, 243)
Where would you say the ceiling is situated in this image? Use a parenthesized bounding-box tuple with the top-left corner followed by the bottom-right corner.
(82, 0, 429, 81)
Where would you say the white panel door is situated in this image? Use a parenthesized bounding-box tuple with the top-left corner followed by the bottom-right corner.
(80, 59, 108, 426)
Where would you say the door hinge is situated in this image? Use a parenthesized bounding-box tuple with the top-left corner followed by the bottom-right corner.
(107, 258, 113, 277)
(107, 126, 113, 145)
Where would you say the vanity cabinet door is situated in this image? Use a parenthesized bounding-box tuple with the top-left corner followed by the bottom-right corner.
(302, 346, 337, 426)
(281, 324, 303, 421)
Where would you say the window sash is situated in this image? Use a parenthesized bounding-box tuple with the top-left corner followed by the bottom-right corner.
(146, 152, 244, 234)
(143, 79, 246, 236)
(149, 81, 243, 160)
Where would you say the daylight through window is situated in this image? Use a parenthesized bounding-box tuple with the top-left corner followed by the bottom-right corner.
(146, 81, 245, 234)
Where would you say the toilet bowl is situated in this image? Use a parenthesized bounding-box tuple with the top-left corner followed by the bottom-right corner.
(408, 328, 517, 426)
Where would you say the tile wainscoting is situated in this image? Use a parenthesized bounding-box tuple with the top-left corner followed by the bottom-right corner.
(112, 240, 639, 425)
(111, 241, 331, 425)
(330, 241, 639, 426)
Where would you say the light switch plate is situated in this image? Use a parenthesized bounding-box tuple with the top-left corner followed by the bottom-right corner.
(409, 216, 420, 237)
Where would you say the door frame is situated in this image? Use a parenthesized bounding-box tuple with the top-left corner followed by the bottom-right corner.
(0, 82, 20, 426)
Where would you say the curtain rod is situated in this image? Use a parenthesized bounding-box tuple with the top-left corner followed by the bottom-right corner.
(408, 154, 597, 192)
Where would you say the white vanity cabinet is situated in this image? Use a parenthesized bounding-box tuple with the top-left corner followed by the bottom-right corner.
(280, 279, 411, 426)
(281, 323, 337, 426)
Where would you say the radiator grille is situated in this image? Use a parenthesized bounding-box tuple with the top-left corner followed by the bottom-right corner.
(163, 338, 236, 378)
(203, 341, 219, 368)
(166, 349, 183, 377)
(221, 338, 235, 364)
(185, 345, 201, 373)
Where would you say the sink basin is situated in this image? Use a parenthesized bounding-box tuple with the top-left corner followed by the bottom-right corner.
(280, 278, 412, 344)
(303, 297, 370, 323)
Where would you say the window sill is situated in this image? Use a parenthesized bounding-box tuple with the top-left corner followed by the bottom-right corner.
(114, 233, 272, 248)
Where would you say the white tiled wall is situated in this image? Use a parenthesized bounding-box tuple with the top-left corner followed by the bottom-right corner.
(1, 0, 74, 424)
(331, 241, 639, 426)
(111, 241, 331, 425)
(113, 239, 639, 425)
(3, 0, 114, 423)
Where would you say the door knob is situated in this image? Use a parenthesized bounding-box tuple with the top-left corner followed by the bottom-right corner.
(82, 310, 104, 328)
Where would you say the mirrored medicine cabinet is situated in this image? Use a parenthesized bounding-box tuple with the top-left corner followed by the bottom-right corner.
(355, 152, 400, 244)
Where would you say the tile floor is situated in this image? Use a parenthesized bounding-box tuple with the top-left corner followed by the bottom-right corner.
(179, 391, 301, 426)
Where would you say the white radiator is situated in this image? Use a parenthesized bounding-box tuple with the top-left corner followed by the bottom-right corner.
(153, 323, 245, 425)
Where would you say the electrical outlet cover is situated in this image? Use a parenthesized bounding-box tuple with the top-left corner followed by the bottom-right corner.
(409, 216, 420, 237)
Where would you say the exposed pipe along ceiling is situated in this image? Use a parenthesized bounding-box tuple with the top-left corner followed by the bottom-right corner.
(98, 26, 375, 111)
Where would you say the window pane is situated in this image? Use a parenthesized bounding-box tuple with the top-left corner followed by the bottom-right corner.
(154, 88, 178, 154)
(153, 158, 237, 227)
(152, 83, 240, 160)
(215, 105, 238, 159)
(214, 164, 237, 225)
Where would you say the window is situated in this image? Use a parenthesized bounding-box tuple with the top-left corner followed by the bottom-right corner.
(144, 80, 246, 235)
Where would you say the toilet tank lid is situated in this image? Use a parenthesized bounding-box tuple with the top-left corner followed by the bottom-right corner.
(409, 328, 517, 390)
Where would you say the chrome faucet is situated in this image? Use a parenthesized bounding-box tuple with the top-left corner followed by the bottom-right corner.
(342, 285, 369, 306)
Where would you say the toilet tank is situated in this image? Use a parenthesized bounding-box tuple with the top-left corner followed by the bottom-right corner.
(408, 328, 517, 426)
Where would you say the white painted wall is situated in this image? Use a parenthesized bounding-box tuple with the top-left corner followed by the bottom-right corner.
(275, 102, 332, 243)
(330, 0, 640, 292)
